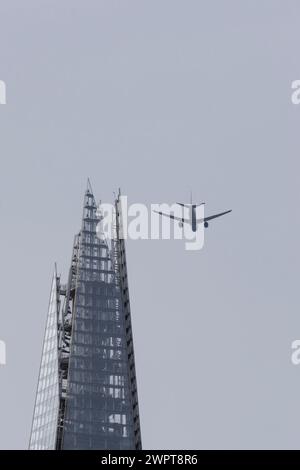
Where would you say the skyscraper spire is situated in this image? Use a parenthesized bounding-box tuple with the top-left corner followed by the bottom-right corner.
(86, 177, 93, 195)
(30, 184, 142, 450)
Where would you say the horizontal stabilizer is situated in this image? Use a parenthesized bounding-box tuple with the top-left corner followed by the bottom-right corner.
(176, 202, 205, 207)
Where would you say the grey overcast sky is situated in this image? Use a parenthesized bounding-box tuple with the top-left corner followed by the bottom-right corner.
(1, 0, 300, 449)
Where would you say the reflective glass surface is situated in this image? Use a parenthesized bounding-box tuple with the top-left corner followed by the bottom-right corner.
(29, 273, 60, 450)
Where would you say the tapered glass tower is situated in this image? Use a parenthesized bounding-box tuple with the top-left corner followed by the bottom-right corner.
(29, 183, 142, 450)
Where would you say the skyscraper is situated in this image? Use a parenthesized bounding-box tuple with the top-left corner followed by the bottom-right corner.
(29, 183, 142, 450)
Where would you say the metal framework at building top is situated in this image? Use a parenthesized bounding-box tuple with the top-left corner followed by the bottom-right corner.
(29, 183, 142, 450)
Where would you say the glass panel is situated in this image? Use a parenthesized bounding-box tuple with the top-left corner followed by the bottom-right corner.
(29, 273, 60, 450)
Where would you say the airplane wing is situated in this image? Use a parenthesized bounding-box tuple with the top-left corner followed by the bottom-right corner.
(153, 210, 187, 223)
(198, 209, 232, 223)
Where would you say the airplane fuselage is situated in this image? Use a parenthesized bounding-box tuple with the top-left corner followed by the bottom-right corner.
(190, 205, 197, 232)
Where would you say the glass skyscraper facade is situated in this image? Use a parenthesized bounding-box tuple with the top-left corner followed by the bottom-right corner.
(29, 273, 60, 450)
(29, 183, 142, 450)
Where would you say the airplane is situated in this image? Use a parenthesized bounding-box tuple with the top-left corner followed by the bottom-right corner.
(153, 194, 232, 232)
